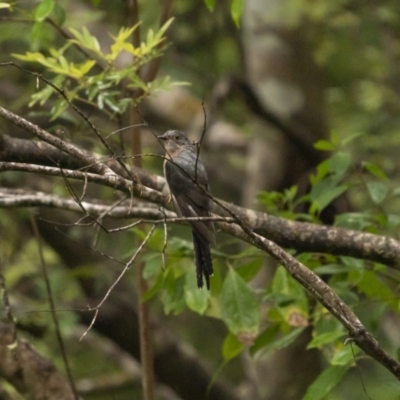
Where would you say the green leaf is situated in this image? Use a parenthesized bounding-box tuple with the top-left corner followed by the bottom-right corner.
(204, 0, 216, 11)
(250, 323, 280, 355)
(357, 270, 394, 303)
(50, 99, 68, 120)
(142, 271, 164, 302)
(314, 139, 334, 151)
(155, 17, 174, 42)
(303, 365, 350, 400)
(69, 27, 101, 54)
(328, 151, 352, 176)
(310, 184, 347, 214)
(33, 0, 54, 22)
(313, 263, 359, 275)
(231, 0, 243, 27)
(53, 3, 66, 26)
(219, 268, 260, 337)
(307, 331, 345, 349)
(331, 344, 359, 365)
(334, 212, 374, 230)
(235, 257, 263, 282)
(270, 266, 308, 324)
(142, 253, 161, 279)
(184, 269, 209, 315)
(254, 327, 305, 357)
(341, 131, 363, 145)
(161, 273, 186, 315)
(79, 59, 96, 76)
(0, 3, 11, 9)
(366, 181, 389, 204)
(310, 159, 329, 185)
(222, 332, 244, 361)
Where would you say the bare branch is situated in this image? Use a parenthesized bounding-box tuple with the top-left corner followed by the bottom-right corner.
(0, 106, 113, 176)
(217, 200, 400, 267)
(0, 160, 164, 206)
(0, 188, 168, 218)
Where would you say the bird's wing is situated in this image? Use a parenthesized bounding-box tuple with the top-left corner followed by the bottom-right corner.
(165, 158, 215, 245)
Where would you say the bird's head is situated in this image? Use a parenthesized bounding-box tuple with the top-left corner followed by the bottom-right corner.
(158, 130, 193, 155)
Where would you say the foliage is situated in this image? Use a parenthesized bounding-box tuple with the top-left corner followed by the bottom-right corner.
(254, 129, 400, 396)
(6, 1, 179, 122)
(13, 19, 174, 119)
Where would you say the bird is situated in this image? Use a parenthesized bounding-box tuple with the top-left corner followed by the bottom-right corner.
(158, 130, 215, 289)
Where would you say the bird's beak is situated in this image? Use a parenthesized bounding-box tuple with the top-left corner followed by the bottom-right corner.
(158, 134, 167, 141)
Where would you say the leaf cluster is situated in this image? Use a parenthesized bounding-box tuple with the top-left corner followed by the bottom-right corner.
(12, 2, 175, 120)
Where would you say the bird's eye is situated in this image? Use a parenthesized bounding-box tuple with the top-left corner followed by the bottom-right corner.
(174, 135, 179, 140)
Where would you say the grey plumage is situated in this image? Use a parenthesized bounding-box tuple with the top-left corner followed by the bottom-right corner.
(158, 130, 215, 289)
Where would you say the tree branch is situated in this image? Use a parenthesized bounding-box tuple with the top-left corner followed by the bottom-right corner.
(0, 154, 399, 268)
(8, 189, 398, 380)
(0, 106, 113, 176)
(0, 322, 82, 400)
(219, 221, 400, 379)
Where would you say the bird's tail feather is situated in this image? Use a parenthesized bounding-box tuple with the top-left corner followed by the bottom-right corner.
(192, 231, 213, 289)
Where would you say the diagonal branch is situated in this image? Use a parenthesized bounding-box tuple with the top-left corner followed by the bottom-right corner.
(218, 220, 400, 380)
(0, 106, 113, 176)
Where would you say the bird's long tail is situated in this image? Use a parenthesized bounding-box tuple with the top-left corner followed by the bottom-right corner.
(192, 231, 213, 289)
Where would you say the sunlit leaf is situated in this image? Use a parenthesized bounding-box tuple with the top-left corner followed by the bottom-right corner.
(231, 0, 243, 27)
(12, 52, 44, 62)
(314, 139, 334, 151)
(155, 17, 174, 41)
(69, 27, 101, 54)
(79, 59, 96, 75)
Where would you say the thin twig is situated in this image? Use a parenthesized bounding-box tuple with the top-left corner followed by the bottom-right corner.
(30, 214, 79, 399)
(79, 224, 156, 341)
